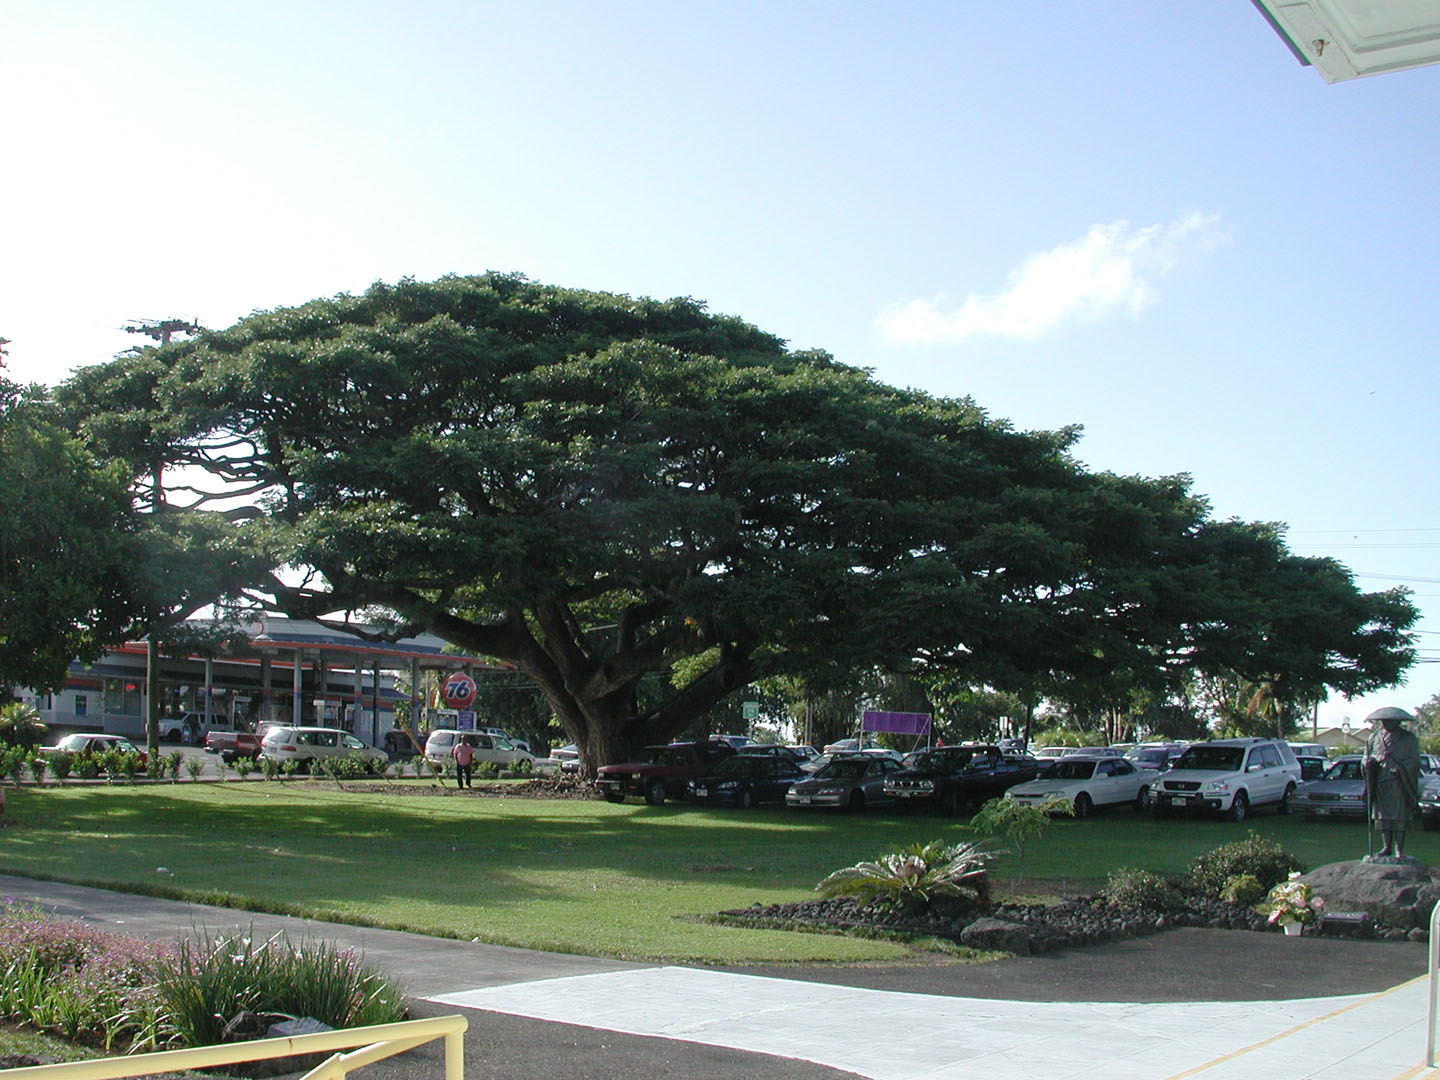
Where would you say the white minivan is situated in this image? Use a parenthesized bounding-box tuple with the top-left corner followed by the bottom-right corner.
(423, 729, 535, 769)
(1150, 738, 1301, 822)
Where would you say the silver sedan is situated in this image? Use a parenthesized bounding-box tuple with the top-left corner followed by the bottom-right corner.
(785, 755, 903, 811)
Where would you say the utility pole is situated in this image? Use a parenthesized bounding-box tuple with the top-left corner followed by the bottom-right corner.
(125, 319, 201, 758)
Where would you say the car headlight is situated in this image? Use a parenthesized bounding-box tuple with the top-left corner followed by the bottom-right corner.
(815, 786, 842, 796)
(1342, 793, 1364, 802)
(916, 779, 934, 792)
(1204, 780, 1232, 793)
(717, 781, 738, 790)
(631, 772, 643, 781)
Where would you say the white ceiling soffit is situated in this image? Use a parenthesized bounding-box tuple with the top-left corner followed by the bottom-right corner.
(1254, 0, 1440, 82)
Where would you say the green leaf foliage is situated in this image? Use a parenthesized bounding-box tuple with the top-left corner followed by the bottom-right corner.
(53, 274, 1418, 765)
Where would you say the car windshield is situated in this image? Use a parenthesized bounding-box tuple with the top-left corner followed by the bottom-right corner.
(817, 759, 872, 780)
(1127, 749, 1169, 765)
(1174, 746, 1244, 771)
(1324, 760, 1365, 782)
(913, 748, 974, 770)
(715, 756, 766, 777)
(1055, 760, 1098, 780)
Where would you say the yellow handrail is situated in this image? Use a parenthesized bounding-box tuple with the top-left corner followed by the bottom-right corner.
(1, 1013, 468, 1080)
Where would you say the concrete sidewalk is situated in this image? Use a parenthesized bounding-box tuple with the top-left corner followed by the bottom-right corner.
(3, 874, 1437, 1080)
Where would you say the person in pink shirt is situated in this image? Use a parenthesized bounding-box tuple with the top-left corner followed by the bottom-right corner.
(451, 736, 476, 788)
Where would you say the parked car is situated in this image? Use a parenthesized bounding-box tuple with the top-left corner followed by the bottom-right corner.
(710, 734, 755, 750)
(476, 726, 531, 753)
(1290, 755, 1367, 819)
(158, 712, 209, 744)
(422, 729, 534, 769)
(860, 747, 905, 763)
(550, 744, 581, 773)
(1032, 746, 1075, 760)
(1420, 773, 1440, 830)
(787, 745, 822, 769)
(736, 744, 813, 765)
(1422, 754, 1440, 775)
(1005, 755, 1158, 817)
(1150, 738, 1301, 821)
(687, 755, 808, 808)
(41, 733, 146, 765)
(786, 754, 903, 810)
(259, 726, 388, 772)
(1295, 754, 1329, 782)
(596, 741, 735, 805)
(219, 732, 262, 765)
(1124, 744, 1185, 772)
(823, 738, 862, 754)
(883, 744, 1039, 815)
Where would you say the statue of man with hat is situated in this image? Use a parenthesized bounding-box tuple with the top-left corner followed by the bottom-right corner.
(1364, 706, 1421, 860)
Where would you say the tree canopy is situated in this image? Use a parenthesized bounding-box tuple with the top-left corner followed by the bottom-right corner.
(53, 274, 1417, 764)
(0, 376, 141, 693)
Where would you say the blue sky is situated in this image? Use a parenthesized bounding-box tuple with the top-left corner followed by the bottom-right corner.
(3, 2, 1436, 728)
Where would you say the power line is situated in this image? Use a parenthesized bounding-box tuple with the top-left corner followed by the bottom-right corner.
(1290, 527, 1440, 534)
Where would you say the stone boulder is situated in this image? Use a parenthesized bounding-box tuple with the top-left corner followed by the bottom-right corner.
(1301, 860, 1440, 931)
(960, 917, 1032, 955)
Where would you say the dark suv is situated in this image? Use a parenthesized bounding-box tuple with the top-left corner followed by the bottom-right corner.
(882, 744, 1039, 815)
(596, 741, 735, 805)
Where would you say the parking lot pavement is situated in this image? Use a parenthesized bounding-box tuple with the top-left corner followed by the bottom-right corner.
(2, 874, 1435, 1080)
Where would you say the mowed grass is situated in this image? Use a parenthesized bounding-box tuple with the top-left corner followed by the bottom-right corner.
(0, 781, 1421, 964)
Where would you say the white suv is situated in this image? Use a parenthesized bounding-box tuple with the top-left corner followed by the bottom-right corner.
(1150, 738, 1301, 822)
(259, 726, 388, 772)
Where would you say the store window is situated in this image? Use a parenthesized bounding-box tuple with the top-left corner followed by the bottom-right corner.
(103, 678, 142, 716)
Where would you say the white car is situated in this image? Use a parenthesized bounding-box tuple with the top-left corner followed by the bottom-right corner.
(1150, 738, 1301, 822)
(477, 726, 531, 753)
(422, 729, 535, 768)
(1005, 755, 1158, 818)
(259, 726, 388, 772)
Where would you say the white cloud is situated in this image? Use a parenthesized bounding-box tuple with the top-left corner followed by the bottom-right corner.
(876, 212, 1228, 345)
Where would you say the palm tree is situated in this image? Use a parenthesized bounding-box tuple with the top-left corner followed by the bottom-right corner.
(0, 702, 48, 749)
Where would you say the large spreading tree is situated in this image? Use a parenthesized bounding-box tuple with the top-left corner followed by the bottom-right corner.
(54, 274, 1416, 765)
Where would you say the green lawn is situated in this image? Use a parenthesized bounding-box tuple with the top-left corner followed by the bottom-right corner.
(0, 781, 1417, 964)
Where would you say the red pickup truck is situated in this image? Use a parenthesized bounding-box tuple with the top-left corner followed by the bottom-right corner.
(204, 729, 262, 764)
(596, 741, 735, 805)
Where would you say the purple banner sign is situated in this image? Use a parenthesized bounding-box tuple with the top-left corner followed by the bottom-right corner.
(862, 710, 932, 735)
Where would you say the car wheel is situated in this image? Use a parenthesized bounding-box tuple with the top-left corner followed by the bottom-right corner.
(737, 788, 756, 810)
(1228, 791, 1248, 823)
(1133, 785, 1150, 811)
(644, 779, 666, 806)
(1277, 783, 1295, 815)
(603, 792, 625, 804)
(1073, 792, 1093, 819)
(847, 789, 866, 812)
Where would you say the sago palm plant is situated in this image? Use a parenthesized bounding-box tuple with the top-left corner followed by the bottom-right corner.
(815, 838, 999, 913)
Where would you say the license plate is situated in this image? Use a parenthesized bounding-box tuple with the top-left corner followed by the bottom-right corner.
(1315, 808, 1329, 816)
(1169, 796, 1185, 807)
(794, 795, 811, 805)
(693, 786, 708, 797)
